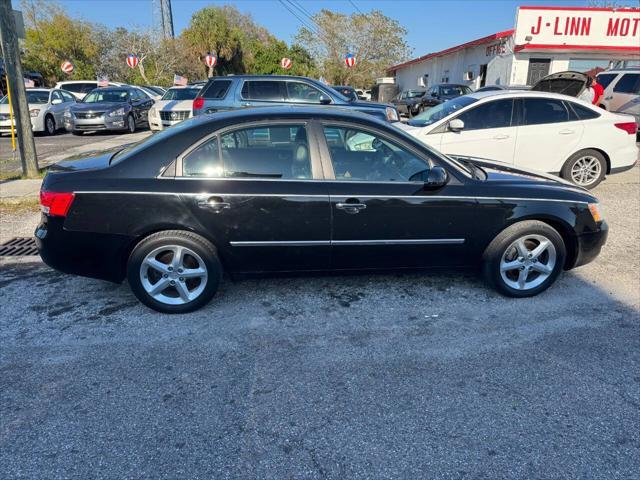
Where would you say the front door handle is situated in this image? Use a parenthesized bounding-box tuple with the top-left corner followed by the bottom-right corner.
(197, 196, 230, 212)
(336, 201, 367, 214)
(559, 129, 575, 135)
(493, 134, 509, 140)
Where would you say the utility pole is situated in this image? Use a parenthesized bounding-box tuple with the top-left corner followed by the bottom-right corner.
(0, 0, 38, 177)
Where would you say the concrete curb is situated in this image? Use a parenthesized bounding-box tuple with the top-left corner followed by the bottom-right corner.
(0, 178, 42, 200)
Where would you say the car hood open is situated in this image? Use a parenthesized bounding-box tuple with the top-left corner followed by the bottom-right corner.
(530, 71, 588, 98)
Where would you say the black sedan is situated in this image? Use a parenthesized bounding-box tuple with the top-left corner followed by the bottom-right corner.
(37, 106, 607, 313)
(422, 83, 473, 108)
(391, 89, 427, 117)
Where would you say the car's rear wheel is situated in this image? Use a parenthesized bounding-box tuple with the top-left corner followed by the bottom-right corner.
(483, 221, 566, 297)
(45, 115, 56, 135)
(561, 149, 606, 189)
(127, 230, 222, 313)
(127, 114, 136, 134)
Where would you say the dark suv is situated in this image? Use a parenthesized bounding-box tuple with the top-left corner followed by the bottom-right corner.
(192, 75, 399, 122)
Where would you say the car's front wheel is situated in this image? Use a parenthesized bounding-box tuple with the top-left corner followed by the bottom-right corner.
(483, 221, 566, 297)
(127, 230, 222, 313)
(45, 115, 56, 135)
(561, 149, 606, 189)
(126, 114, 136, 134)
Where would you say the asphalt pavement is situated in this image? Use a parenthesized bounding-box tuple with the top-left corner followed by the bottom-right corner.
(0, 165, 638, 479)
(0, 129, 152, 175)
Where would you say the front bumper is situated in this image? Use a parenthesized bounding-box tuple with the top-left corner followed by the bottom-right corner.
(35, 215, 132, 283)
(570, 221, 608, 269)
(0, 116, 41, 133)
(64, 114, 126, 132)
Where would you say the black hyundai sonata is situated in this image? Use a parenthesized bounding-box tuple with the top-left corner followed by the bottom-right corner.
(36, 106, 607, 313)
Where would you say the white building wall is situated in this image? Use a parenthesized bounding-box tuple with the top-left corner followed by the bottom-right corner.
(394, 39, 512, 92)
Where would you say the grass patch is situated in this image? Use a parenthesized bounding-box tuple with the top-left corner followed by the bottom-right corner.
(0, 198, 40, 216)
(0, 169, 47, 181)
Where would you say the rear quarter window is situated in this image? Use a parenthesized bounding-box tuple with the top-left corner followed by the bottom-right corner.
(613, 74, 640, 94)
(567, 102, 601, 120)
(201, 80, 232, 100)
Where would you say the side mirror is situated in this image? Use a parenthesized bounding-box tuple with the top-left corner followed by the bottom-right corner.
(424, 166, 448, 189)
(51, 98, 62, 105)
(448, 119, 465, 132)
(319, 95, 331, 105)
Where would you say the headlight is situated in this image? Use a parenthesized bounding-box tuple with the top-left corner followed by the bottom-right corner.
(108, 108, 125, 117)
(64, 110, 71, 118)
(385, 106, 399, 122)
(29, 109, 40, 117)
(588, 203, 603, 223)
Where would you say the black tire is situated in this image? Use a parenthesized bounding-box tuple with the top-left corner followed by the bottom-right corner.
(482, 220, 566, 298)
(561, 149, 606, 189)
(127, 230, 222, 313)
(44, 115, 56, 136)
(126, 114, 136, 134)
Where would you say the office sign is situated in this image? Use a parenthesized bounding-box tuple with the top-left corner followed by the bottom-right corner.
(514, 6, 640, 52)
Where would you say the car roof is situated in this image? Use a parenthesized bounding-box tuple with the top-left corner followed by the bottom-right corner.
(598, 69, 640, 74)
(206, 74, 322, 82)
(465, 90, 589, 101)
(26, 88, 51, 92)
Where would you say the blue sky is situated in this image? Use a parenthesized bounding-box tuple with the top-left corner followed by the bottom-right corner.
(52, 0, 590, 57)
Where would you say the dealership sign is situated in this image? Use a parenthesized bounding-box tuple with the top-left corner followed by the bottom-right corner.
(514, 6, 640, 52)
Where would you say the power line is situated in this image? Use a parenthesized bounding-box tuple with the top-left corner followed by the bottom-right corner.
(348, 0, 364, 15)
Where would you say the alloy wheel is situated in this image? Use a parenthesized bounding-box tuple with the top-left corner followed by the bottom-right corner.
(139, 245, 208, 305)
(499, 234, 557, 291)
(570, 156, 601, 187)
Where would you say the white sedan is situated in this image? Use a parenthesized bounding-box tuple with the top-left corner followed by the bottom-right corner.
(0, 88, 76, 135)
(148, 86, 201, 131)
(397, 91, 638, 188)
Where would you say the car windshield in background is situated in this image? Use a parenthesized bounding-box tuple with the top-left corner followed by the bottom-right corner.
(333, 87, 357, 101)
(441, 86, 472, 96)
(407, 90, 426, 98)
(408, 96, 478, 127)
(1, 91, 49, 104)
(162, 88, 199, 101)
(83, 89, 129, 103)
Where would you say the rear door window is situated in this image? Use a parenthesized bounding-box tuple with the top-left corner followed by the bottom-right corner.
(613, 74, 640, 94)
(455, 99, 513, 130)
(285, 82, 324, 103)
(522, 98, 570, 125)
(220, 124, 310, 179)
(241, 81, 285, 101)
(201, 80, 232, 99)
(182, 137, 222, 177)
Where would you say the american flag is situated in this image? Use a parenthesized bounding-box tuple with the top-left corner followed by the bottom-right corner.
(97, 76, 109, 87)
(24, 78, 35, 88)
(173, 74, 188, 86)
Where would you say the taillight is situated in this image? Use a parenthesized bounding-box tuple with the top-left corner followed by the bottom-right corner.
(193, 97, 204, 111)
(614, 122, 638, 135)
(40, 191, 75, 217)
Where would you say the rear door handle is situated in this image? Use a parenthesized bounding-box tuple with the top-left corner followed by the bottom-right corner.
(197, 196, 230, 212)
(242, 102, 252, 107)
(336, 201, 367, 214)
(493, 134, 509, 140)
(559, 129, 575, 135)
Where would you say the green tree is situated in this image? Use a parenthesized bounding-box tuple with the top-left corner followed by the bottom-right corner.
(295, 9, 411, 87)
(20, 0, 101, 84)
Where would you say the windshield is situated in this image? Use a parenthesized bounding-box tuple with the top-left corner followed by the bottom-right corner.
(161, 88, 199, 101)
(83, 89, 129, 103)
(441, 85, 472, 96)
(1, 91, 49, 104)
(407, 90, 426, 98)
(408, 96, 478, 127)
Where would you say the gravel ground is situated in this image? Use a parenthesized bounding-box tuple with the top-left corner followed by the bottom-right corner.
(0, 165, 638, 479)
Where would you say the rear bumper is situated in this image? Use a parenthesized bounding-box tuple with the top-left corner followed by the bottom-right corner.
(35, 215, 132, 283)
(570, 221, 608, 269)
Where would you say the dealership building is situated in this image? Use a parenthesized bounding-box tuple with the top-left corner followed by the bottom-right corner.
(388, 6, 640, 91)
